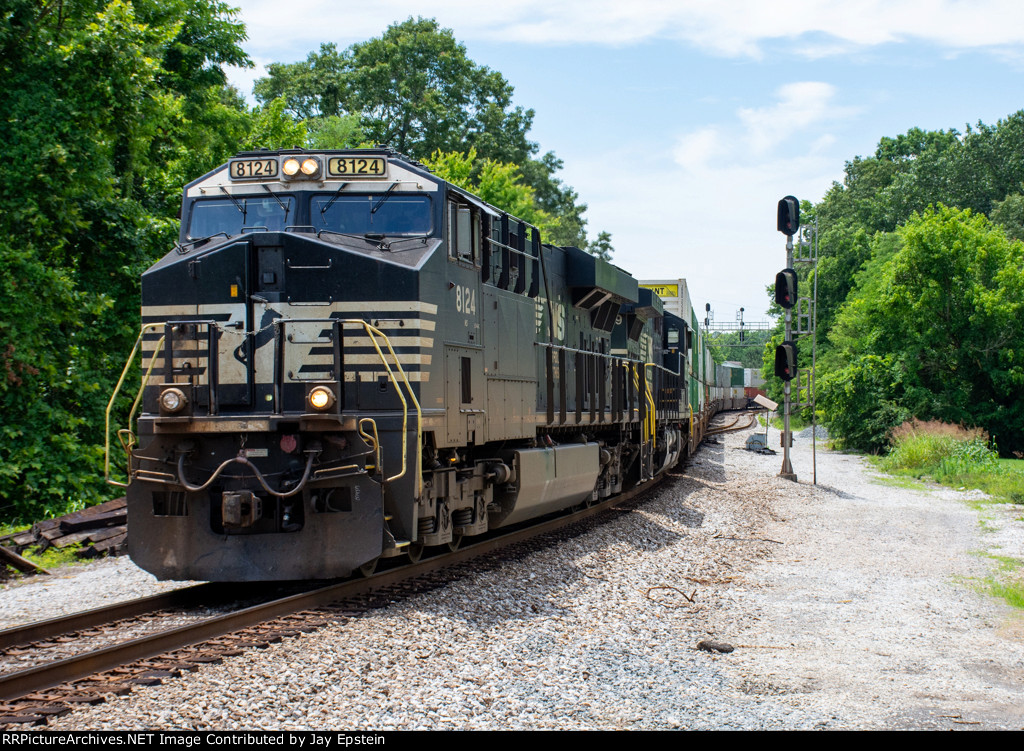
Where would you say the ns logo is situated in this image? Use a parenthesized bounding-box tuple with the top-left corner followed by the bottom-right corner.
(535, 298, 566, 342)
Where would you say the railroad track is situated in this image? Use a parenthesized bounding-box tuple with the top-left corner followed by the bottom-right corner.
(0, 469, 675, 727)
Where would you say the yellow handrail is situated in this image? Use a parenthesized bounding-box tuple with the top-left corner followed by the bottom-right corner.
(642, 363, 657, 447)
(337, 320, 423, 497)
(357, 417, 381, 474)
(105, 323, 165, 487)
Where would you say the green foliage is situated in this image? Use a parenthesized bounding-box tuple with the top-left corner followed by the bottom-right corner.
(254, 17, 594, 248)
(305, 114, 365, 150)
(877, 421, 1024, 505)
(819, 206, 1024, 454)
(586, 231, 614, 261)
(423, 149, 554, 231)
(0, 0, 257, 523)
(255, 18, 537, 163)
(709, 329, 771, 369)
(809, 114, 1024, 362)
(990, 193, 1024, 241)
(22, 543, 90, 572)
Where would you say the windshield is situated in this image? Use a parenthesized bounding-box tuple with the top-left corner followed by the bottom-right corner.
(312, 194, 432, 236)
(187, 196, 294, 238)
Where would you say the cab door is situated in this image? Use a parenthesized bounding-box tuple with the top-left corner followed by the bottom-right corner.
(196, 241, 252, 408)
(443, 201, 483, 446)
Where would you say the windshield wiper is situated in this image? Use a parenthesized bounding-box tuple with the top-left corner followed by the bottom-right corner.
(318, 182, 349, 217)
(317, 228, 380, 244)
(219, 186, 246, 218)
(380, 234, 433, 251)
(370, 183, 399, 215)
(261, 185, 290, 222)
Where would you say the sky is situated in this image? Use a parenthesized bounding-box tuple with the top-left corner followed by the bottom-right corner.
(224, 0, 1024, 325)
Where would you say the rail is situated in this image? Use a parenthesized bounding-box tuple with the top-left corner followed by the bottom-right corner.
(0, 467, 669, 709)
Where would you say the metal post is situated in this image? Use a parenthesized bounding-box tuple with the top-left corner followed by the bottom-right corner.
(780, 234, 797, 482)
(811, 218, 818, 485)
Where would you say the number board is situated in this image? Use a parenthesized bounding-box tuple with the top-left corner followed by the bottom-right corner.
(327, 157, 387, 178)
(228, 158, 279, 180)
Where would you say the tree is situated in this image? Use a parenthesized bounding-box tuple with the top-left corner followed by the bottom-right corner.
(586, 231, 614, 261)
(991, 193, 1024, 241)
(253, 42, 350, 121)
(0, 0, 253, 522)
(710, 329, 771, 369)
(254, 18, 537, 164)
(424, 149, 553, 231)
(252, 17, 594, 247)
(819, 206, 1024, 453)
(305, 114, 365, 150)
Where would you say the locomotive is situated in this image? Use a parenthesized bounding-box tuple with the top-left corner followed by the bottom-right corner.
(108, 148, 736, 581)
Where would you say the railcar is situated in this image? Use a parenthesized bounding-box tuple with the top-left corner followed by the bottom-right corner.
(108, 148, 731, 581)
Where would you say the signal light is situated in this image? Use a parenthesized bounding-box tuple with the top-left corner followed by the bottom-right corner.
(775, 268, 798, 309)
(777, 195, 800, 236)
(774, 341, 797, 381)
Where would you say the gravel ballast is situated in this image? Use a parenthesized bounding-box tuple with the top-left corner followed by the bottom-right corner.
(5, 421, 1023, 730)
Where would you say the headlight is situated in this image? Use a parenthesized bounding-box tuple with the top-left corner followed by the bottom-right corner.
(282, 157, 301, 176)
(308, 386, 335, 411)
(160, 387, 188, 413)
(300, 157, 320, 176)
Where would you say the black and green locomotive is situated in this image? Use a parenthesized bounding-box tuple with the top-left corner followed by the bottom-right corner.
(111, 148, 729, 581)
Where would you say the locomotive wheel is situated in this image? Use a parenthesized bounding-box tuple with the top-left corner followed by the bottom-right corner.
(359, 558, 379, 577)
(447, 534, 463, 552)
(407, 543, 424, 564)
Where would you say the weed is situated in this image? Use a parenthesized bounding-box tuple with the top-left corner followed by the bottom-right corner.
(21, 544, 86, 571)
(869, 474, 927, 490)
(976, 553, 1024, 610)
(988, 580, 1024, 610)
(879, 419, 1024, 503)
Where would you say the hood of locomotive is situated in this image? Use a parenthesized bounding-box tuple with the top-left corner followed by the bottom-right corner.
(139, 229, 443, 421)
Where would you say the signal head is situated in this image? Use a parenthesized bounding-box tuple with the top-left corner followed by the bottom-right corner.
(775, 268, 798, 309)
(774, 341, 798, 381)
(777, 196, 800, 236)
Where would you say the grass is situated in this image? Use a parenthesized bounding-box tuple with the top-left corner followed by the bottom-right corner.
(764, 414, 811, 432)
(979, 554, 1024, 610)
(21, 544, 86, 571)
(878, 419, 1024, 504)
(878, 420, 1024, 611)
(1, 520, 85, 579)
(0, 522, 30, 538)
(868, 473, 927, 490)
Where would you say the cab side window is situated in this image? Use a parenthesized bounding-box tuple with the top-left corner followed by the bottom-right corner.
(448, 201, 480, 263)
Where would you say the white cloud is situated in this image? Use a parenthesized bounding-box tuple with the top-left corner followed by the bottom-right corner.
(674, 82, 853, 170)
(671, 127, 724, 172)
(737, 82, 849, 154)
(232, 0, 1024, 58)
(615, 82, 853, 316)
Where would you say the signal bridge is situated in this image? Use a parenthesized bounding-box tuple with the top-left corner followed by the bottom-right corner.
(705, 320, 772, 333)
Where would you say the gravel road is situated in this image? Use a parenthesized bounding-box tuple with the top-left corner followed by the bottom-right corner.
(5, 419, 1023, 730)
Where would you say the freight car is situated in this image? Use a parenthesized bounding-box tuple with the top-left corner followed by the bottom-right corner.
(107, 148, 739, 581)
